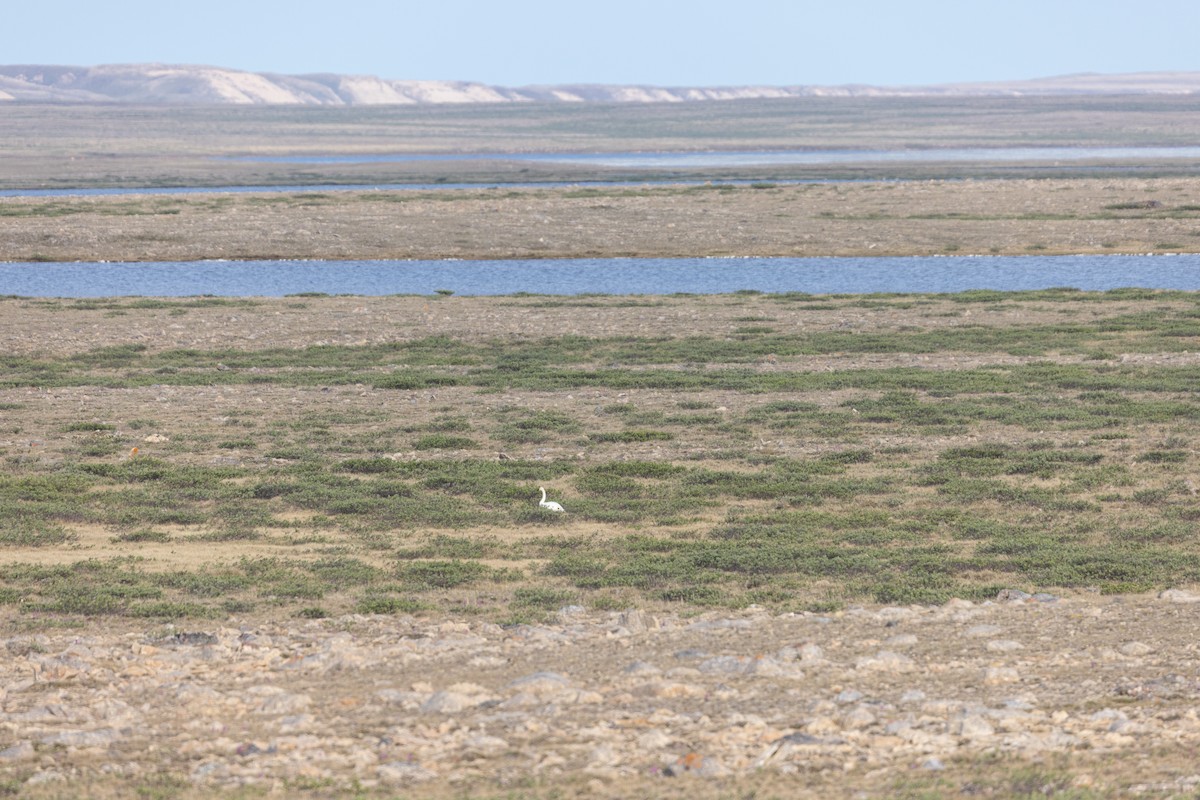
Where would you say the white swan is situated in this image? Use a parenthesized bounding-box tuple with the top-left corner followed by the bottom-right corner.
(538, 486, 565, 513)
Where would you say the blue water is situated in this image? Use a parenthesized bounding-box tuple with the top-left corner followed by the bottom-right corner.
(226, 146, 1200, 168)
(4, 146, 1198, 199)
(2, 255, 1198, 298)
(0, 178, 833, 199)
(7, 146, 1198, 198)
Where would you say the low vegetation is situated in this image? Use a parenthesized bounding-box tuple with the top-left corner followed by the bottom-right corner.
(2, 290, 1200, 624)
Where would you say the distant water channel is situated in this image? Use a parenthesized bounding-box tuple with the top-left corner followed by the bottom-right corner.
(3, 255, 1200, 298)
(6, 147, 1199, 198)
(229, 146, 1200, 168)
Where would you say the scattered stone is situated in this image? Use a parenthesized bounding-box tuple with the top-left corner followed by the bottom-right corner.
(665, 752, 730, 777)
(505, 672, 572, 695)
(24, 770, 67, 786)
(842, 706, 877, 729)
(955, 714, 996, 738)
(794, 643, 825, 662)
(0, 742, 33, 761)
(1119, 641, 1155, 657)
(377, 761, 437, 785)
(615, 609, 650, 633)
(421, 689, 490, 714)
(855, 650, 916, 673)
(983, 666, 1022, 685)
(996, 589, 1057, 603)
(1, 598, 1198, 793)
(41, 728, 125, 747)
(462, 735, 509, 759)
(884, 633, 919, 648)
(623, 660, 661, 676)
(686, 618, 753, 631)
(965, 624, 1004, 638)
(637, 729, 673, 749)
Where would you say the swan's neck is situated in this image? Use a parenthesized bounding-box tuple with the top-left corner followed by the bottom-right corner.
(540, 488, 547, 502)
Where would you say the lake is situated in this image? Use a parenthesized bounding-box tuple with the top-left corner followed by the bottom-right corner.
(0, 178, 832, 199)
(2, 255, 1198, 298)
(228, 146, 1200, 168)
(7, 146, 1199, 198)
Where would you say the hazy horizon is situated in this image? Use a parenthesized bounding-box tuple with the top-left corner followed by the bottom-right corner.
(5, 0, 1199, 88)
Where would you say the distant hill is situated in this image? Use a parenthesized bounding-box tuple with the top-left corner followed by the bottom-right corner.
(2, 64, 1200, 105)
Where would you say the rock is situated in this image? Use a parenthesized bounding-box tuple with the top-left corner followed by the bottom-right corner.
(256, 691, 312, 715)
(955, 714, 995, 739)
(377, 761, 437, 785)
(964, 624, 1004, 638)
(1159, 589, 1200, 603)
(467, 655, 507, 668)
(806, 715, 842, 735)
(842, 706, 877, 729)
(4, 597, 1200, 793)
(754, 732, 826, 767)
(685, 618, 753, 631)
(462, 735, 509, 759)
(877, 605, 918, 620)
(795, 643, 825, 662)
(665, 752, 730, 777)
(374, 689, 423, 709)
(421, 690, 484, 714)
(1119, 641, 1155, 657)
(884, 633, 919, 648)
(983, 666, 1021, 685)
(506, 672, 572, 695)
(41, 728, 125, 747)
(278, 714, 314, 733)
(637, 729, 673, 749)
(623, 660, 661, 676)
(614, 609, 649, 633)
(698, 655, 753, 674)
(24, 770, 67, 786)
(557, 605, 586, 620)
(645, 680, 707, 699)
(0, 741, 34, 761)
(855, 650, 916, 673)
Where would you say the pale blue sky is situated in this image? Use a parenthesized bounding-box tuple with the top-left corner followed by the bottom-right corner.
(7, 0, 1198, 87)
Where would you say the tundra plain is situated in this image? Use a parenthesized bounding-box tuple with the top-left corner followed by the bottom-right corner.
(3, 98, 1200, 798)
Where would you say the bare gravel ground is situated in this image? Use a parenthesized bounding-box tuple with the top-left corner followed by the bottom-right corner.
(3, 177, 1200, 263)
(7, 592, 1200, 799)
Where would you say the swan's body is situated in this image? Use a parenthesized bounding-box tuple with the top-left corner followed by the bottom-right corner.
(538, 486, 565, 513)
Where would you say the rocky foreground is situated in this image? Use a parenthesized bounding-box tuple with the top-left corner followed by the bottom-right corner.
(5, 590, 1200, 797)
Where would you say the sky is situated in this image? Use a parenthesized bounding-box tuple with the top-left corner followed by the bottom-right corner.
(5, 0, 1199, 87)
